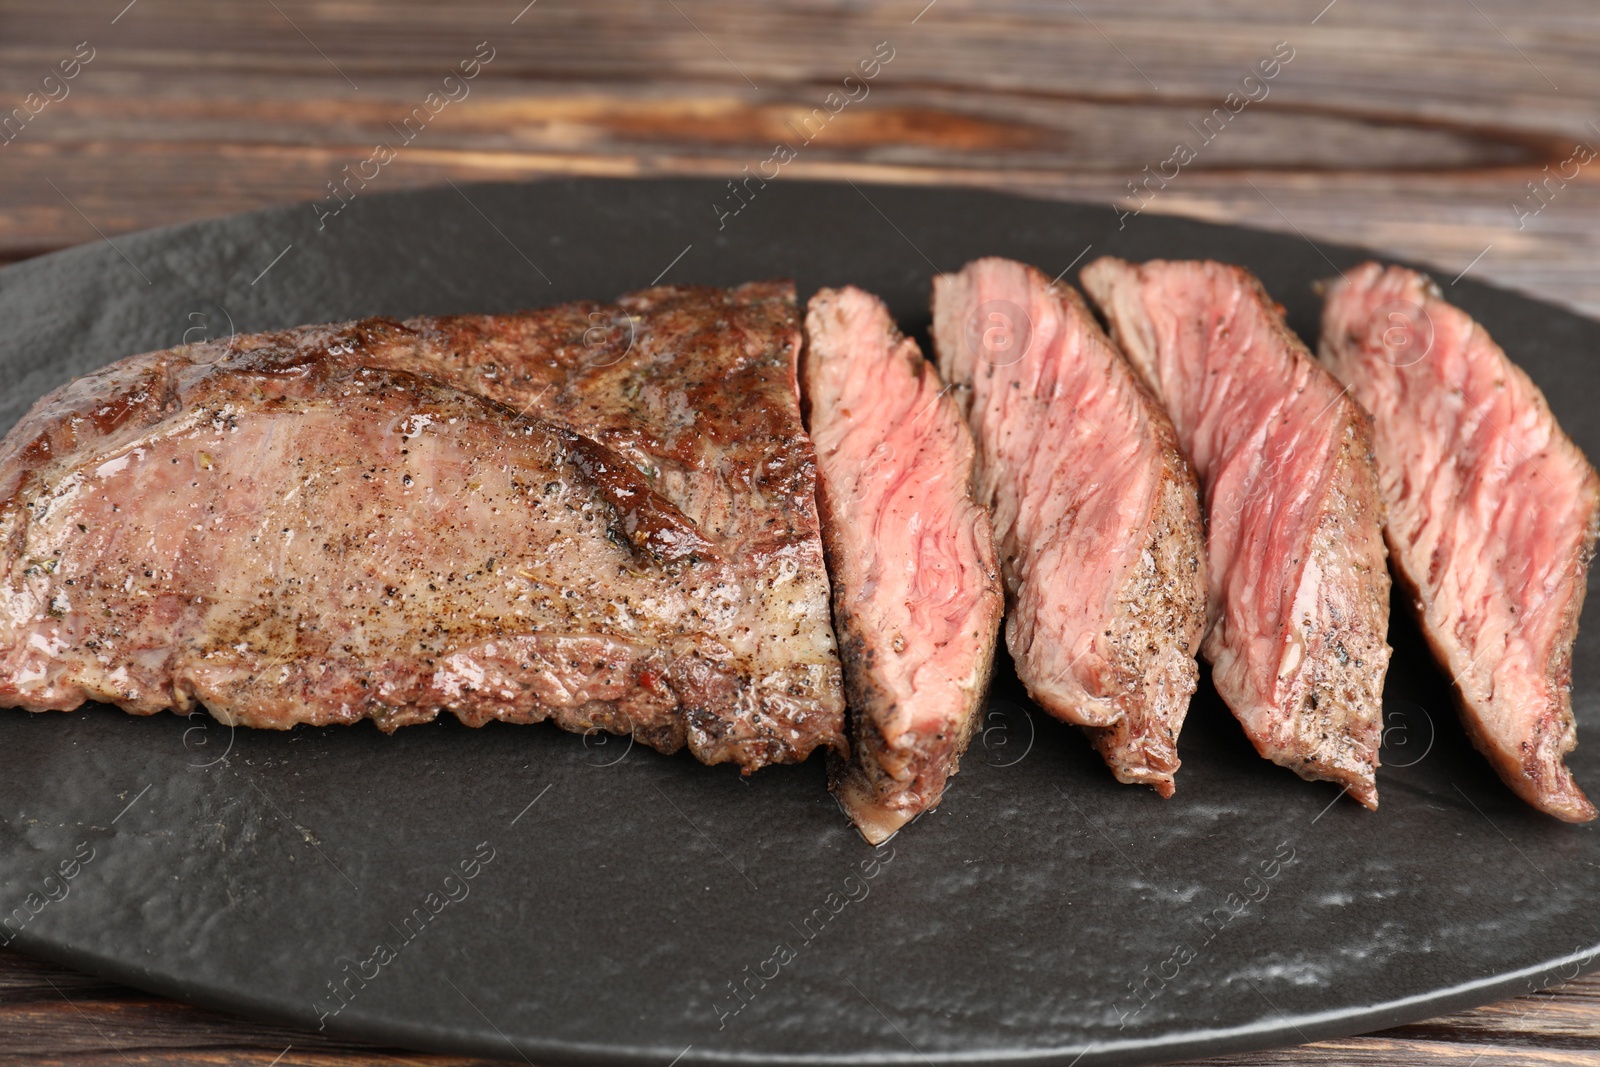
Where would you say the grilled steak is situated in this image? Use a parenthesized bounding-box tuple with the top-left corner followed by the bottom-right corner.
(932, 258, 1207, 795)
(1082, 257, 1391, 807)
(1320, 263, 1599, 821)
(803, 286, 1004, 842)
(338, 282, 843, 767)
(0, 283, 846, 770)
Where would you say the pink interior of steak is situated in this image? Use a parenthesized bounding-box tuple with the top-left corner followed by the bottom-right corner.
(932, 259, 1160, 723)
(1082, 257, 1390, 807)
(803, 286, 1003, 842)
(1320, 262, 1599, 821)
(930, 259, 1207, 802)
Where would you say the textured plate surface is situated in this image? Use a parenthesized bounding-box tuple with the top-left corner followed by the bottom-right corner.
(1, 179, 1598, 1067)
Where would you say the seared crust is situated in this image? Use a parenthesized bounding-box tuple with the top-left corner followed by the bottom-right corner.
(1082, 411, 1208, 794)
(394, 283, 845, 767)
(1229, 266, 1390, 804)
(0, 354, 708, 746)
(825, 594, 999, 843)
(1251, 404, 1390, 798)
(0, 284, 846, 770)
(1525, 501, 1599, 818)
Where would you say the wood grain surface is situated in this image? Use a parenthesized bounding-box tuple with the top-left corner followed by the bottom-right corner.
(2, 1, 1600, 1065)
(3, 0, 1600, 310)
(2, 947, 1598, 1066)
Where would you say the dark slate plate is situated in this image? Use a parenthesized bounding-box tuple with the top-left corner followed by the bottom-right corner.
(1, 179, 1597, 1067)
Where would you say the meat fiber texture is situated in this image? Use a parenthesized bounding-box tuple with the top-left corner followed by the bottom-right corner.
(803, 286, 1004, 843)
(0, 282, 846, 772)
(1082, 257, 1391, 808)
(1320, 262, 1599, 821)
(932, 257, 1207, 796)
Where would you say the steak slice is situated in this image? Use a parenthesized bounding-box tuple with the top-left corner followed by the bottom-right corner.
(1082, 257, 1392, 808)
(931, 258, 1207, 795)
(0, 283, 846, 770)
(1320, 262, 1599, 821)
(803, 286, 1004, 842)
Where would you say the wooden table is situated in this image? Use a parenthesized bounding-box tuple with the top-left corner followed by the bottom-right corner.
(3, 947, 1598, 1067)
(2, 1, 1599, 1063)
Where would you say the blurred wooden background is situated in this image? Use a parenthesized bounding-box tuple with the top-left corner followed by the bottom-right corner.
(3, 0, 1600, 1064)
(3, 0, 1600, 310)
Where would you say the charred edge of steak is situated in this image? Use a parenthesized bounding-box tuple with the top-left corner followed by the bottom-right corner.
(1255, 412, 1390, 809)
(1526, 491, 1599, 820)
(1226, 265, 1391, 808)
(1082, 425, 1207, 795)
(820, 520, 1001, 841)
(825, 676, 992, 846)
(560, 429, 718, 567)
(1053, 279, 1206, 796)
(1398, 495, 1599, 822)
(236, 635, 693, 758)
(678, 655, 849, 771)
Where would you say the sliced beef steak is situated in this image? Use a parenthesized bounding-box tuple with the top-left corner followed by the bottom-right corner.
(932, 258, 1207, 795)
(1320, 262, 1598, 821)
(0, 283, 845, 770)
(803, 286, 1004, 842)
(1082, 257, 1391, 808)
